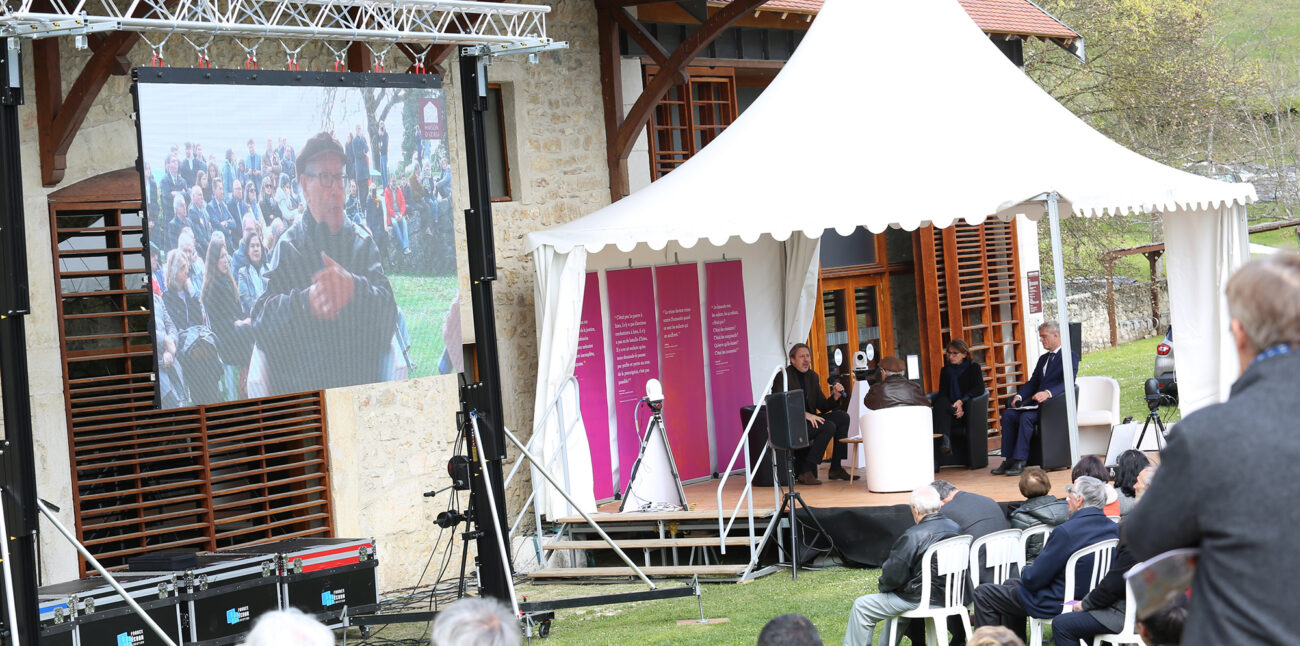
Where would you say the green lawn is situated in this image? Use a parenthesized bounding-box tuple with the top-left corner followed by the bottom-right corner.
(1078, 335, 1181, 425)
(389, 272, 459, 379)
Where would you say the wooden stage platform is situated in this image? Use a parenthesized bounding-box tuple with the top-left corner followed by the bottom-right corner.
(599, 463, 1079, 514)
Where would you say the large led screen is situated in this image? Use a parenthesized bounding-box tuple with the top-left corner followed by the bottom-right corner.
(135, 69, 462, 408)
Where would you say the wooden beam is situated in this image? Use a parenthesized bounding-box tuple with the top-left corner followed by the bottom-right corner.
(610, 6, 674, 71)
(597, 6, 628, 203)
(35, 31, 141, 187)
(1104, 260, 1117, 347)
(347, 42, 372, 73)
(610, 0, 764, 199)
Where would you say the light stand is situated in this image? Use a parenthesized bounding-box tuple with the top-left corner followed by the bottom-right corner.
(1134, 378, 1169, 451)
(618, 379, 688, 512)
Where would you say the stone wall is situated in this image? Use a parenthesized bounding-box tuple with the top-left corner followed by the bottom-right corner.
(1044, 280, 1170, 352)
(6, 0, 609, 592)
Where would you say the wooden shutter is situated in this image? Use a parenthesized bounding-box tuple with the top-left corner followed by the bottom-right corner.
(50, 171, 332, 572)
(919, 220, 1028, 434)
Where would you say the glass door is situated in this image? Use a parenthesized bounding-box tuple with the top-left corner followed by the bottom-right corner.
(812, 274, 894, 407)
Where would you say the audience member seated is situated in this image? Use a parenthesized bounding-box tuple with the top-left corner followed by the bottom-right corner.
(844, 485, 959, 646)
(1111, 449, 1150, 516)
(992, 321, 1078, 477)
(971, 477, 1117, 642)
(968, 625, 1025, 646)
(243, 608, 333, 646)
(1137, 594, 1189, 646)
(1008, 467, 1069, 561)
(906, 480, 1011, 645)
(864, 356, 930, 411)
(931, 339, 984, 456)
(774, 343, 852, 485)
(1070, 455, 1120, 517)
(430, 597, 520, 646)
(757, 613, 823, 646)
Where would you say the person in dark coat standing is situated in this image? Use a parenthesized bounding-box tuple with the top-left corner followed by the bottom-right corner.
(992, 321, 1078, 476)
(1124, 252, 1300, 645)
(932, 339, 985, 455)
(350, 124, 370, 195)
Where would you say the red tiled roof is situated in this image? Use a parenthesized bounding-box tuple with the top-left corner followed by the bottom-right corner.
(707, 0, 1080, 42)
(956, 0, 1080, 41)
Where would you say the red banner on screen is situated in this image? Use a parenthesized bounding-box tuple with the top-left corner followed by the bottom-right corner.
(575, 273, 614, 500)
(654, 263, 710, 481)
(706, 260, 753, 473)
(605, 267, 659, 494)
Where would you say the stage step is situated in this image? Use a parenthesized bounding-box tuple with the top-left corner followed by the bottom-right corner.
(529, 564, 748, 580)
(542, 537, 754, 550)
(553, 508, 776, 524)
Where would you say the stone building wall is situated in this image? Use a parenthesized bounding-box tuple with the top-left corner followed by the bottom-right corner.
(6, 0, 609, 592)
(1045, 280, 1171, 352)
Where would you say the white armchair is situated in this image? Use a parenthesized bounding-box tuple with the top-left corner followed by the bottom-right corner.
(860, 405, 934, 493)
(1076, 376, 1120, 456)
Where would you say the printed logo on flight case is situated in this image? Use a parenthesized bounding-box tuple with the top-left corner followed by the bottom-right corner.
(226, 606, 251, 625)
(322, 588, 347, 606)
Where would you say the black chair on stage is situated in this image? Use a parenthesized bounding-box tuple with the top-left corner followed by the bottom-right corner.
(931, 390, 990, 470)
(1003, 385, 1076, 471)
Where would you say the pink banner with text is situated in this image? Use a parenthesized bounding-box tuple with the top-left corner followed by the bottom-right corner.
(654, 263, 710, 481)
(605, 267, 660, 494)
(574, 273, 614, 500)
(705, 260, 753, 473)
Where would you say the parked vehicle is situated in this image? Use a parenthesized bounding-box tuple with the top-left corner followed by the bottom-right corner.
(1154, 326, 1176, 401)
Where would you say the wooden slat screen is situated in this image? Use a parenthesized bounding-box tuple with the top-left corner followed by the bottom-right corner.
(52, 198, 332, 572)
(645, 66, 738, 180)
(921, 220, 1028, 434)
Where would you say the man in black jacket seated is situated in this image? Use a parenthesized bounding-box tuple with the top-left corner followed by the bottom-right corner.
(844, 485, 959, 646)
(775, 343, 852, 485)
(864, 355, 931, 410)
(252, 131, 398, 396)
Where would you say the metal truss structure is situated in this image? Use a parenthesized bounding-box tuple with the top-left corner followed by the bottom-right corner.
(0, 0, 553, 54)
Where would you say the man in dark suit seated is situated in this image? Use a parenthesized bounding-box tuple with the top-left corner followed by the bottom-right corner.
(992, 320, 1079, 476)
(774, 343, 852, 485)
(864, 355, 931, 410)
(972, 476, 1118, 642)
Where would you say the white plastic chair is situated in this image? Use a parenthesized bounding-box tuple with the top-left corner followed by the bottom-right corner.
(970, 528, 1024, 589)
(1028, 539, 1119, 646)
(1075, 376, 1120, 456)
(883, 535, 973, 646)
(860, 405, 934, 493)
(1019, 524, 1053, 563)
(1093, 562, 1144, 646)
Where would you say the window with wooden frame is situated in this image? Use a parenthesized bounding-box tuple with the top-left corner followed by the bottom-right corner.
(50, 170, 333, 572)
(644, 66, 739, 179)
(484, 83, 513, 202)
(917, 220, 1029, 435)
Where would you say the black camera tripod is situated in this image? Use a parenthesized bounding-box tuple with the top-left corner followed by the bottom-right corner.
(1134, 403, 1169, 451)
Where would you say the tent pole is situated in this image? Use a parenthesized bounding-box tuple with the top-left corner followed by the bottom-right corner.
(1046, 193, 1080, 466)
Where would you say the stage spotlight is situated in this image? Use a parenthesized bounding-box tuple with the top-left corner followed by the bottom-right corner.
(644, 378, 664, 413)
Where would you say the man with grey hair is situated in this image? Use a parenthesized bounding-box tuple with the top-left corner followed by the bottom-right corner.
(430, 597, 520, 646)
(992, 320, 1079, 476)
(844, 485, 958, 646)
(1126, 252, 1300, 643)
(243, 608, 333, 646)
(972, 476, 1116, 641)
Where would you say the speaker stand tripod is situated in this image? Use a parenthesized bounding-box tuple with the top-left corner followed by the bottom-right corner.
(774, 453, 832, 581)
(1132, 407, 1168, 452)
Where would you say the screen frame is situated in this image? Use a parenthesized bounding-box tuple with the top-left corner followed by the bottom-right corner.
(133, 67, 449, 409)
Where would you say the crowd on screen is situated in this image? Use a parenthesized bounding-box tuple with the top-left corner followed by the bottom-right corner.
(145, 130, 454, 407)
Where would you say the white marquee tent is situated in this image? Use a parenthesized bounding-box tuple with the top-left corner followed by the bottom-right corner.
(524, 0, 1256, 519)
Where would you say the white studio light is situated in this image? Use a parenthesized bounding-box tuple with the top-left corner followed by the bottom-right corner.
(644, 378, 664, 409)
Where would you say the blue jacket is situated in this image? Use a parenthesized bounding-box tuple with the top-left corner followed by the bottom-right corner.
(1016, 507, 1117, 618)
(1017, 349, 1078, 400)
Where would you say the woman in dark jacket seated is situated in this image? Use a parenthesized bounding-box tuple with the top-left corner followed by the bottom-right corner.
(932, 338, 984, 455)
(1009, 466, 1069, 560)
